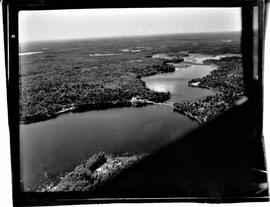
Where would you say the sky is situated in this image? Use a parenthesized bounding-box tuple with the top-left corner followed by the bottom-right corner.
(19, 8, 241, 43)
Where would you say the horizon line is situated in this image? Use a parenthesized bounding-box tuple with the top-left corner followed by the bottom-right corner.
(19, 30, 241, 45)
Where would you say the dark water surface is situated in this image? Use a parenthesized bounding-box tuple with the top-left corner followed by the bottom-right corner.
(20, 53, 219, 191)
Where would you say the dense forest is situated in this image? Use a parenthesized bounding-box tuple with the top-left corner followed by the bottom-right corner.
(19, 54, 174, 123)
(19, 32, 241, 123)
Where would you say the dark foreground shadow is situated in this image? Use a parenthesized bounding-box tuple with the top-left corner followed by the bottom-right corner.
(92, 99, 268, 202)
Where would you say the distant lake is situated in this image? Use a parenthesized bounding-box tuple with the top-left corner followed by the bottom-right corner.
(19, 52, 221, 191)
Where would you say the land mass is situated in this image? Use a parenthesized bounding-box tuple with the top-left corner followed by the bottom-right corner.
(38, 152, 146, 192)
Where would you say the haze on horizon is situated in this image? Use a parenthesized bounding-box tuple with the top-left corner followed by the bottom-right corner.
(19, 8, 241, 43)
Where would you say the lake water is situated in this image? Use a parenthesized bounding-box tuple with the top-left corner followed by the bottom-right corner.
(20, 53, 218, 191)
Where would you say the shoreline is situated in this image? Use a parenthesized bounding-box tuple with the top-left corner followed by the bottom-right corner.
(20, 100, 155, 125)
(36, 152, 146, 192)
(20, 101, 132, 125)
(173, 106, 205, 124)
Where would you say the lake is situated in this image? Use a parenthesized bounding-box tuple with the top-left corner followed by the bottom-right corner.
(20, 53, 219, 191)
(142, 64, 217, 103)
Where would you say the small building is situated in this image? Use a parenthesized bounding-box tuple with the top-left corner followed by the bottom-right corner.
(130, 96, 147, 107)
